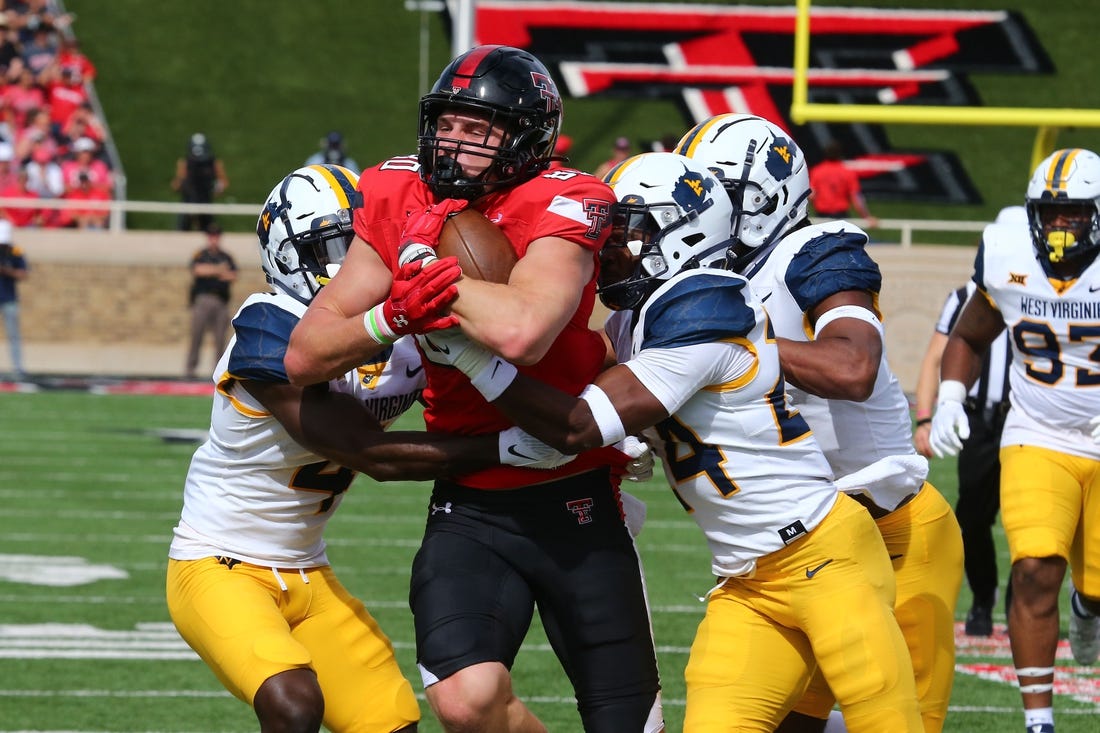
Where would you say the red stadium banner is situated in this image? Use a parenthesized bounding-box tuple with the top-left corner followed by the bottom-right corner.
(461, 1, 1054, 205)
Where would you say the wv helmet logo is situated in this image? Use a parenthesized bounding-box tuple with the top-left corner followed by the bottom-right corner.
(671, 166, 715, 215)
(765, 137, 796, 181)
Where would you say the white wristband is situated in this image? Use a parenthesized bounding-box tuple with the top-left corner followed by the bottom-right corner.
(937, 379, 968, 405)
(398, 242, 438, 268)
(469, 356, 518, 402)
(580, 384, 627, 446)
(813, 304, 883, 337)
(363, 304, 397, 345)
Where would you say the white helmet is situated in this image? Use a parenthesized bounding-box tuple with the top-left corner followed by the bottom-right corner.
(256, 164, 362, 303)
(1025, 148, 1100, 266)
(675, 113, 810, 251)
(598, 152, 734, 310)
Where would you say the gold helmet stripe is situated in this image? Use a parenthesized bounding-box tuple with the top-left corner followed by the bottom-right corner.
(1045, 148, 1082, 197)
(604, 153, 647, 186)
(306, 164, 357, 209)
(674, 115, 729, 159)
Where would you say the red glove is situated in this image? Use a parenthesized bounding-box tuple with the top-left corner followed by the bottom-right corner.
(397, 199, 469, 267)
(363, 256, 462, 345)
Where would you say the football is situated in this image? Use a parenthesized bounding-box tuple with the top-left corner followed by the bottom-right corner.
(437, 209, 517, 284)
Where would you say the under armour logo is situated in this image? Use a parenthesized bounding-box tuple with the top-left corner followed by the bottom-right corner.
(430, 501, 452, 515)
(566, 498, 595, 525)
(392, 314, 409, 328)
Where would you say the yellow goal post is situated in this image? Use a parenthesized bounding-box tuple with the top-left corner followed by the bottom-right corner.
(789, 0, 1100, 171)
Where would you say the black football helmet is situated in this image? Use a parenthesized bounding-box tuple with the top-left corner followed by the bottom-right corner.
(418, 45, 562, 200)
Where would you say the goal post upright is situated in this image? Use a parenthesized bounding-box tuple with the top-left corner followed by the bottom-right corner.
(789, 0, 1100, 171)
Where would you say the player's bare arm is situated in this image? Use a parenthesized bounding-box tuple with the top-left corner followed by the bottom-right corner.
(286, 237, 460, 385)
(285, 239, 394, 384)
(241, 379, 499, 481)
(483, 363, 668, 454)
(940, 289, 1005, 386)
(776, 289, 882, 400)
(451, 234, 593, 365)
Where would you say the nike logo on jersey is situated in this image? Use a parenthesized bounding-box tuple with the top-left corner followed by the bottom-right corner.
(889, 554, 904, 561)
(805, 559, 833, 578)
(760, 291, 773, 303)
(507, 444, 535, 461)
(406, 364, 424, 378)
(1090, 283, 1100, 292)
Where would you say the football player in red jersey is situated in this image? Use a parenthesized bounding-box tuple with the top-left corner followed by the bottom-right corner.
(285, 45, 663, 733)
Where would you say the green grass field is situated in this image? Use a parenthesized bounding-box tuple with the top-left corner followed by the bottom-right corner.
(1, 389, 1098, 731)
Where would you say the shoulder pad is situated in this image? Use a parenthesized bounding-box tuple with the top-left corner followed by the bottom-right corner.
(785, 230, 881, 312)
(640, 271, 756, 351)
(227, 302, 299, 383)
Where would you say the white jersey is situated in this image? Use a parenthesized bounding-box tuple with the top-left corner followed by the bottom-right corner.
(977, 223, 1100, 458)
(607, 268, 837, 578)
(741, 220, 928, 511)
(169, 291, 426, 567)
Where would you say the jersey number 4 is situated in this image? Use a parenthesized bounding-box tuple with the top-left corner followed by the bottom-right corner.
(291, 461, 355, 514)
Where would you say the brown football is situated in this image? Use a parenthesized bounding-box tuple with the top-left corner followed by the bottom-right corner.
(437, 209, 517, 284)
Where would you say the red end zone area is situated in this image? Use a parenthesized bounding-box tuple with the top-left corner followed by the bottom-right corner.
(955, 622, 1100, 707)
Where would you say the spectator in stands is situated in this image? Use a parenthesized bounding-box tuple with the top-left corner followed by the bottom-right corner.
(304, 130, 359, 174)
(15, 107, 58, 162)
(185, 222, 236, 380)
(2, 66, 45, 128)
(10, 1, 72, 46)
(808, 139, 879, 227)
(58, 171, 109, 229)
(0, 97, 15, 146)
(55, 35, 94, 81)
(594, 135, 632, 179)
(172, 132, 228, 232)
(0, 13, 23, 77)
(0, 218, 27, 379)
(61, 136, 110, 193)
(46, 67, 86, 126)
(20, 21, 55, 80)
(0, 141, 20, 190)
(60, 102, 104, 147)
(23, 140, 62, 200)
(0, 168, 42, 227)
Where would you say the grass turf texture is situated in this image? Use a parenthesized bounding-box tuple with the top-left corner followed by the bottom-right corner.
(1, 390, 1098, 731)
(63, 0, 1100, 237)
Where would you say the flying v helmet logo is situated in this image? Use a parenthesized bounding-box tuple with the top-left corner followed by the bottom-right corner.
(672, 166, 715, 216)
(766, 139, 795, 181)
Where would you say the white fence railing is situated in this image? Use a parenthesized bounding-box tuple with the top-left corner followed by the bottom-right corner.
(0, 197, 996, 246)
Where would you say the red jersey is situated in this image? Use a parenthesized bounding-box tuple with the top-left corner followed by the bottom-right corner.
(355, 156, 624, 488)
(808, 159, 859, 216)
